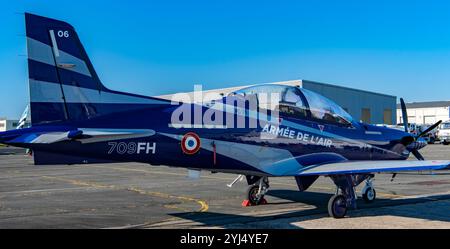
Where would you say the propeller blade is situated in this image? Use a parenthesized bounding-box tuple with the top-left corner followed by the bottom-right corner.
(417, 120, 442, 138)
(400, 98, 409, 133)
(411, 149, 425, 161)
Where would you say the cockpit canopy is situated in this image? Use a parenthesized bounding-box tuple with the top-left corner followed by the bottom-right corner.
(230, 84, 353, 127)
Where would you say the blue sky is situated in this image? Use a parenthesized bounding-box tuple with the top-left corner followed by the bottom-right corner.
(1, 1, 450, 119)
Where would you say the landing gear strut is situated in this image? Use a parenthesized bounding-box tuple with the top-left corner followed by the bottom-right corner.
(244, 177, 269, 206)
(328, 175, 357, 218)
(327, 174, 375, 218)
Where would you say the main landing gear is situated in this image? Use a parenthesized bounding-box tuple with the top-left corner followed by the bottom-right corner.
(327, 174, 376, 218)
(244, 176, 269, 206)
(226, 175, 270, 206)
(328, 194, 348, 218)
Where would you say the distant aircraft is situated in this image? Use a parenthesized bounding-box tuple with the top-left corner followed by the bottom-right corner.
(0, 13, 448, 218)
(16, 105, 29, 129)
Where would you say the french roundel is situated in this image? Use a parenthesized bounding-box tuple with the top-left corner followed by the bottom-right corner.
(181, 132, 201, 155)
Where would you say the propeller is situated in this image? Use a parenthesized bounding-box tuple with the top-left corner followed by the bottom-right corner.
(411, 149, 425, 161)
(417, 120, 442, 139)
(400, 98, 409, 133)
(399, 98, 441, 161)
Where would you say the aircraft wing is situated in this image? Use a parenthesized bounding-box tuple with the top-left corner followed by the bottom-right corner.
(259, 155, 450, 176)
(296, 160, 450, 176)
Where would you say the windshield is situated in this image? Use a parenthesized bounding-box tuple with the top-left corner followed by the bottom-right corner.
(300, 88, 353, 125)
(232, 85, 307, 117)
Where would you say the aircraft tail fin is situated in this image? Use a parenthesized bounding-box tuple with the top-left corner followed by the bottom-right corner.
(25, 13, 168, 126)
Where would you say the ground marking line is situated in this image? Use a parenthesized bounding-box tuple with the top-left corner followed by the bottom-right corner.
(41, 175, 208, 212)
(0, 187, 92, 195)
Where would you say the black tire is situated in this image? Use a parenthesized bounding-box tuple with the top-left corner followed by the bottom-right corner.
(246, 185, 262, 205)
(328, 194, 347, 218)
(362, 187, 376, 203)
(443, 141, 450, 145)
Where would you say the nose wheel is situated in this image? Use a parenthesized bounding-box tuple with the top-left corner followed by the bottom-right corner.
(361, 178, 376, 203)
(362, 186, 376, 203)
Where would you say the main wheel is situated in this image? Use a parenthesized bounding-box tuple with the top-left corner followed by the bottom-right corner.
(246, 185, 262, 205)
(362, 187, 376, 203)
(328, 194, 347, 218)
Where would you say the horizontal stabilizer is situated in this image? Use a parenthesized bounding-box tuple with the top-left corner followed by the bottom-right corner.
(1, 128, 155, 145)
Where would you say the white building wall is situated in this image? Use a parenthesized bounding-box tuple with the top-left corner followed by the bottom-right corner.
(397, 106, 450, 125)
(0, 119, 19, 132)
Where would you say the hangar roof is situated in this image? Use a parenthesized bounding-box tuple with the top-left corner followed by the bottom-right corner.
(396, 101, 450, 109)
(157, 79, 397, 101)
(302, 80, 397, 99)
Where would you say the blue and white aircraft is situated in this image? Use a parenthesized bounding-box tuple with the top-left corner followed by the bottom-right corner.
(1, 13, 448, 218)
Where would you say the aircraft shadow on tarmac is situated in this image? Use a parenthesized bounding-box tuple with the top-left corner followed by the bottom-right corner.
(169, 190, 450, 228)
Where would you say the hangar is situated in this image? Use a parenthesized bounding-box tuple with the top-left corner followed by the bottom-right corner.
(158, 79, 397, 124)
(396, 101, 450, 125)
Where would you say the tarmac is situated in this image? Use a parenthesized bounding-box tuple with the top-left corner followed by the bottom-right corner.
(0, 145, 449, 229)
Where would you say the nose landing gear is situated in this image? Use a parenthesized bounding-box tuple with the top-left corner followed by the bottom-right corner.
(361, 178, 376, 203)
